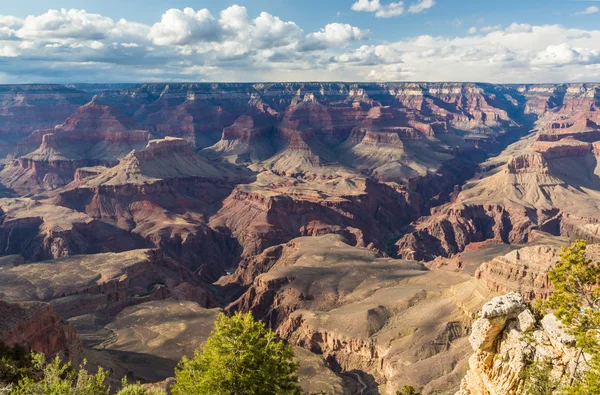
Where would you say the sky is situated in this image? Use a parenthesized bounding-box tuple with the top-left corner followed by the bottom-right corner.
(1, 0, 600, 83)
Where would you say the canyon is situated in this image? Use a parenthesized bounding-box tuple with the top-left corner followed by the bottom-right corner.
(1, 82, 600, 394)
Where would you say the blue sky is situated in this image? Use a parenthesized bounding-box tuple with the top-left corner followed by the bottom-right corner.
(4, 0, 600, 42)
(1, 0, 600, 82)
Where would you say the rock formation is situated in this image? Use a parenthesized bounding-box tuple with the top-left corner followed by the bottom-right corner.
(209, 175, 421, 258)
(396, 131, 600, 261)
(474, 245, 560, 300)
(395, 83, 600, 262)
(0, 99, 149, 194)
(0, 85, 91, 158)
(54, 137, 242, 280)
(0, 198, 148, 261)
(0, 300, 82, 363)
(224, 234, 494, 394)
(0, 248, 212, 318)
(455, 293, 581, 395)
(203, 112, 275, 163)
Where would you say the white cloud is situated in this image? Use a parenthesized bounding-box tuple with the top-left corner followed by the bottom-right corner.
(575, 6, 600, 16)
(468, 25, 502, 35)
(149, 8, 221, 45)
(505, 22, 532, 33)
(18, 9, 116, 40)
(0, 42, 19, 57)
(2, 6, 600, 84)
(351, 0, 405, 18)
(112, 19, 151, 43)
(352, 0, 383, 13)
(11, 8, 148, 50)
(532, 43, 600, 67)
(0, 15, 24, 29)
(251, 12, 302, 48)
(299, 23, 369, 51)
(333, 23, 600, 83)
(407, 0, 436, 14)
(480, 25, 502, 33)
(219, 5, 250, 31)
(367, 63, 416, 81)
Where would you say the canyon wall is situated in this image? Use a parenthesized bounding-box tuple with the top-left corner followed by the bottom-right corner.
(0, 300, 82, 363)
(2, 82, 600, 392)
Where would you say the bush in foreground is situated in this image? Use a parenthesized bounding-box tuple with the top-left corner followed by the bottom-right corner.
(544, 240, 600, 394)
(11, 353, 108, 395)
(116, 378, 166, 395)
(519, 240, 600, 394)
(0, 343, 31, 387)
(5, 352, 164, 395)
(172, 312, 302, 395)
(396, 385, 422, 395)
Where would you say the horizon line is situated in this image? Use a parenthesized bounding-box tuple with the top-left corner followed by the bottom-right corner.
(3, 81, 600, 86)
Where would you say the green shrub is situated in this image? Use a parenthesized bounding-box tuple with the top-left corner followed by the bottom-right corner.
(172, 312, 302, 395)
(116, 378, 166, 395)
(520, 358, 556, 395)
(396, 385, 422, 395)
(543, 240, 600, 394)
(11, 353, 108, 395)
(0, 343, 32, 387)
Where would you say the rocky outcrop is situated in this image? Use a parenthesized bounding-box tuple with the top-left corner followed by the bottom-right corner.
(53, 138, 241, 280)
(506, 153, 549, 174)
(396, 121, 600, 261)
(31, 98, 145, 139)
(71, 137, 226, 186)
(0, 249, 212, 319)
(0, 300, 82, 363)
(396, 203, 538, 261)
(391, 83, 517, 138)
(532, 138, 592, 159)
(0, 85, 91, 156)
(210, 178, 421, 258)
(204, 113, 275, 163)
(475, 245, 560, 300)
(537, 116, 600, 142)
(0, 99, 149, 194)
(456, 293, 581, 395)
(0, 198, 148, 261)
(474, 243, 600, 301)
(136, 100, 236, 149)
(225, 234, 493, 394)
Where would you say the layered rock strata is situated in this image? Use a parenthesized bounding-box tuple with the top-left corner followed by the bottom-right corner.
(0, 300, 82, 363)
(224, 234, 494, 394)
(456, 293, 581, 395)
